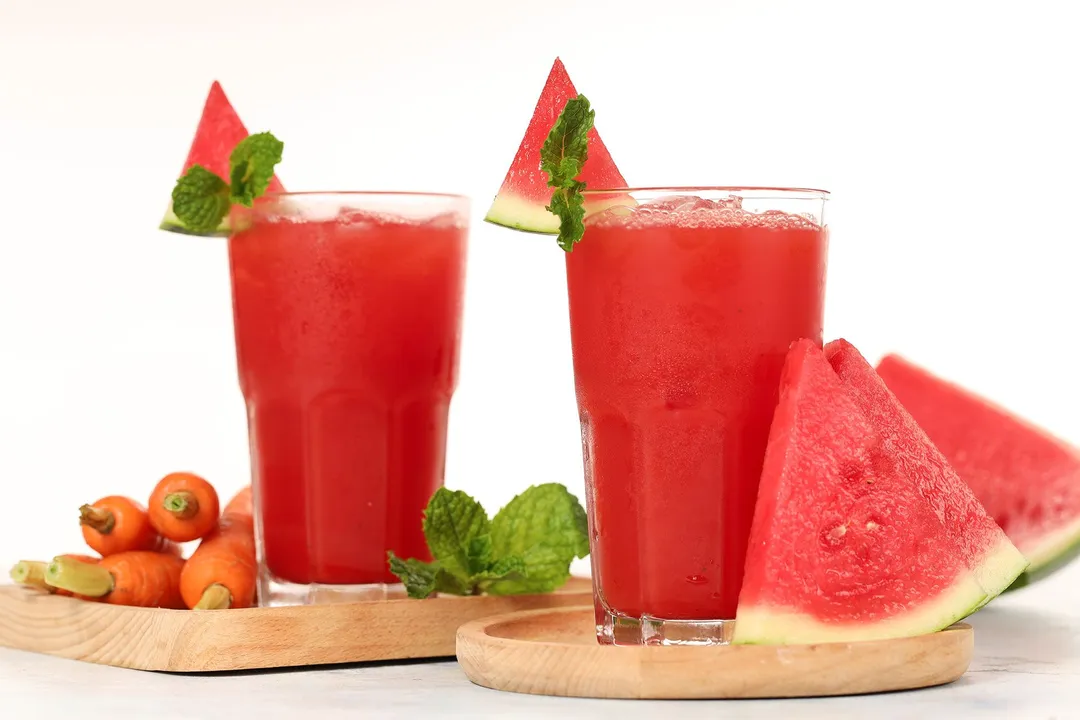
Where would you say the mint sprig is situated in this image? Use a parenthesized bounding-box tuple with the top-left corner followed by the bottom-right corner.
(541, 95, 595, 252)
(387, 484, 590, 599)
(171, 131, 284, 234)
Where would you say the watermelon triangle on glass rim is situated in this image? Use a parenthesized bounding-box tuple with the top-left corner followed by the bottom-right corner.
(732, 338, 1028, 646)
(159, 81, 286, 236)
(485, 57, 629, 234)
(877, 354, 1080, 591)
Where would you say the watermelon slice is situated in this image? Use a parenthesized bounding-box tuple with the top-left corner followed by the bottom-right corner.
(160, 81, 286, 236)
(485, 58, 628, 234)
(877, 354, 1080, 590)
(733, 339, 1027, 645)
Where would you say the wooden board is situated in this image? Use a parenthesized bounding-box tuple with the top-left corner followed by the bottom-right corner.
(0, 577, 592, 672)
(456, 606, 974, 699)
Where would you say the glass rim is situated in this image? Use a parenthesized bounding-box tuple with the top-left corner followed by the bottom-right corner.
(580, 186, 830, 200)
(262, 190, 470, 201)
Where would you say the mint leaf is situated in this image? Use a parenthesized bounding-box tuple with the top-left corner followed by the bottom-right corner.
(488, 483, 590, 594)
(487, 555, 528, 578)
(491, 483, 590, 560)
(540, 95, 595, 252)
(434, 568, 472, 595)
(467, 534, 494, 576)
(474, 555, 527, 594)
(229, 132, 284, 206)
(485, 547, 567, 595)
(422, 488, 492, 582)
(387, 553, 439, 599)
(171, 165, 231, 234)
(387, 552, 474, 598)
(548, 181, 586, 252)
(540, 96, 593, 187)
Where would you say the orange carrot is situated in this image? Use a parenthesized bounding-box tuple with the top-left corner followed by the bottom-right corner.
(148, 472, 220, 543)
(180, 510, 257, 610)
(44, 551, 186, 609)
(223, 486, 252, 518)
(80, 496, 179, 557)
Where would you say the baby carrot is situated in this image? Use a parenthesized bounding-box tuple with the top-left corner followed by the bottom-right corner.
(52, 554, 101, 599)
(11, 554, 102, 599)
(180, 511, 257, 610)
(148, 472, 220, 543)
(222, 486, 252, 518)
(80, 496, 178, 557)
(44, 551, 186, 609)
(10, 560, 51, 590)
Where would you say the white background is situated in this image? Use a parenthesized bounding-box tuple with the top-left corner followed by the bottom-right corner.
(0, 0, 1077, 572)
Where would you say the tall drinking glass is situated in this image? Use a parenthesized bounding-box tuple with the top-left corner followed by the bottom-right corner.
(565, 187, 829, 644)
(227, 192, 469, 606)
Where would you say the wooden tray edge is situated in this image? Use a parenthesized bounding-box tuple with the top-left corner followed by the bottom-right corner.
(0, 577, 594, 672)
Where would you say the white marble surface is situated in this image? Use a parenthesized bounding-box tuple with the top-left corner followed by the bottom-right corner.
(3, 566, 1078, 720)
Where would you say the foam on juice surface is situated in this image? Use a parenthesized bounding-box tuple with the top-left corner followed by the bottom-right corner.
(584, 194, 821, 231)
(249, 198, 467, 230)
(333, 209, 467, 230)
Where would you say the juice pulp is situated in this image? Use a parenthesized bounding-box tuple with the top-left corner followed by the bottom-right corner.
(228, 208, 467, 586)
(565, 199, 828, 620)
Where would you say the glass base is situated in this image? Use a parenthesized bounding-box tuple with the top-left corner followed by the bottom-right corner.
(259, 573, 407, 607)
(598, 607, 737, 646)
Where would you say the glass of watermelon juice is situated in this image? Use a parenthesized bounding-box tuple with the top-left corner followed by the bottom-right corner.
(565, 187, 829, 645)
(227, 192, 469, 606)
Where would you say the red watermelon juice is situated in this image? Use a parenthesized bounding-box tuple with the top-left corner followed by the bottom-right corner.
(227, 193, 469, 605)
(565, 188, 829, 644)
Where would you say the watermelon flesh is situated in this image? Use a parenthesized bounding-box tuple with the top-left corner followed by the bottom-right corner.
(733, 339, 1027, 645)
(484, 58, 628, 234)
(160, 81, 286, 236)
(877, 354, 1080, 590)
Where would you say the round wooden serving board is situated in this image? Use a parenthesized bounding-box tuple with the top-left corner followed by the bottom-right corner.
(456, 607, 974, 700)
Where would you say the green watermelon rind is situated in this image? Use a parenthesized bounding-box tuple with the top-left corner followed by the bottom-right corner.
(732, 537, 1028, 645)
(1006, 515, 1080, 591)
(159, 204, 231, 237)
(484, 194, 561, 235)
(485, 193, 641, 236)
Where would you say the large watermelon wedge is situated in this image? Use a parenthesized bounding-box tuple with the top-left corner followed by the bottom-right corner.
(877, 354, 1080, 591)
(160, 81, 286, 236)
(733, 339, 1027, 645)
(485, 58, 628, 234)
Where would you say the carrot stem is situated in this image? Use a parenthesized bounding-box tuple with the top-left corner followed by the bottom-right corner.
(10, 561, 50, 590)
(44, 556, 114, 598)
(193, 583, 233, 610)
(163, 491, 199, 519)
(79, 504, 115, 534)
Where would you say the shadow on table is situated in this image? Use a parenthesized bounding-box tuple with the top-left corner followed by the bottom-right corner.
(965, 603, 1077, 670)
(163, 655, 452, 678)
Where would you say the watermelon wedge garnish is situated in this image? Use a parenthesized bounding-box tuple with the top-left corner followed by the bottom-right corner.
(485, 58, 628, 234)
(733, 339, 1027, 645)
(877, 354, 1080, 591)
(160, 81, 286, 236)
